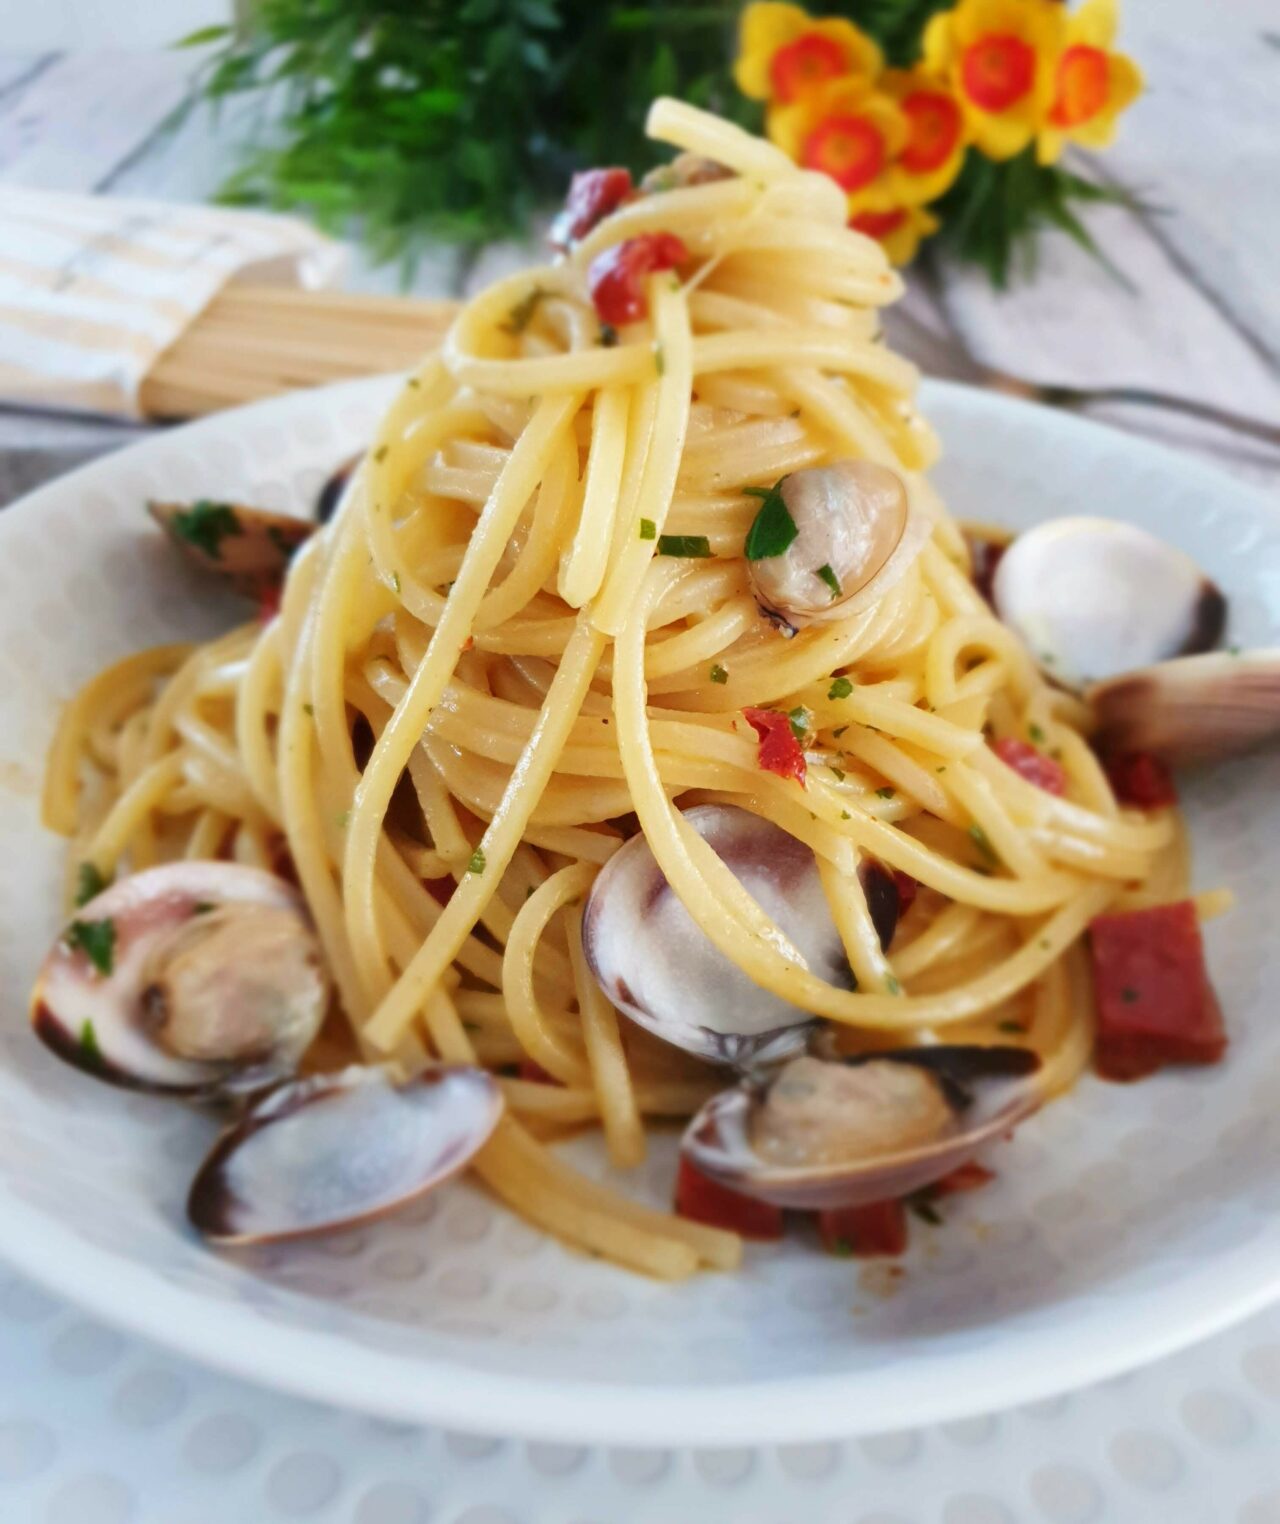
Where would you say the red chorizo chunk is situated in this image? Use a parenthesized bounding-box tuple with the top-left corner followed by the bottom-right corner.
(993, 737, 1067, 796)
(1089, 901, 1226, 1082)
(587, 232, 688, 325)
(674, 1157, 784, 1240)
(817, 1198, 908, 1258)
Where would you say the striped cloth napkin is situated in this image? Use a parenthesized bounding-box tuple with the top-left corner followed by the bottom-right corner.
(0, 189, 346, 420)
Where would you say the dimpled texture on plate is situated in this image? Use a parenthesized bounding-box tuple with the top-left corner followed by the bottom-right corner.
(0, 378, 1278, 1445)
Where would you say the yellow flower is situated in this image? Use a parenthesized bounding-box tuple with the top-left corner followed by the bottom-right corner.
(1037, 0, 1143, 165)
(770, 77, 907, 215)
(880, 68, 970, 205)
(850, 205, 940, 267)
(735, 2, 882, 106)
(923, 0, 1065, 161)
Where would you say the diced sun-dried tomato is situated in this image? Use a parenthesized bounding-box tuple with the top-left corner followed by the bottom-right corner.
(1089, 901, 1226, 1082)
(933, 1161, 995, 1196)
(817, 1199, 908, 1258)
(674, 1157, 784, 1240)
(549, 167, 634, 250)
(893, 871, 919, 919)
(993, 737, 1067, 796)
(1105, 751, 1178, 809)
(742, 707, 807, 786)
(587, 232, 688, 326)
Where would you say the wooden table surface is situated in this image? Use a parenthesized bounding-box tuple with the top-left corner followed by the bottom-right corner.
(1, 0, 1276, 504)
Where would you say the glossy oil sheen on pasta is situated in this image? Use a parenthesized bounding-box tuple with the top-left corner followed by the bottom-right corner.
(41, 100, 1186, 1280)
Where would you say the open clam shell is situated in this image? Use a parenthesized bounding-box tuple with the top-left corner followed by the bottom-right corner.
(683, 1046, 1041, 1210)
(1089, 647, 1280, 765)
(582, 805, 907, 1067)
(993, 516, 1225, 691)
(148, 499, 314, 597)
(187, 1064, 504, 1246)
(31, 862, 330, 1099)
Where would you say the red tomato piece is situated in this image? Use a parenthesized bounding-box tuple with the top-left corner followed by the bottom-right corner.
(1089, 901, 1226, 1082)
(893, 870, 918, 918)
(1105, 751, 1178, 809)
(549, 167, 634, 250)
(742, 707, 807, 786)
(587, 232, 688, 326)
(933, 1161, 995, 1196)
(817, 1199, 908, 1258)
(674, 1158, 784, 1241)
(993, 737, 1067, 796)
(257, 583, 282, 624)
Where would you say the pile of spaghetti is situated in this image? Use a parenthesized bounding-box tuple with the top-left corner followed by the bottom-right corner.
(42, 101, 1186, 1279)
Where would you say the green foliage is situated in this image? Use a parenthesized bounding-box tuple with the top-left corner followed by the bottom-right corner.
(836, 0, 954, 66)
(190, 0, 753, 271)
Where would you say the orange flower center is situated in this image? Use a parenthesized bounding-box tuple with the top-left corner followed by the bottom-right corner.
(1050, 45, 1110, 126)
(961, 34, 1036, 113)
(900, 90, 963, 173)
(803, 115, 886, 192)
(770, 33, 848, 104)
(851, 209, 908, 240)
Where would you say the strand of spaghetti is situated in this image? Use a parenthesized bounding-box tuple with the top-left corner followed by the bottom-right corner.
(817, 854, 897, 994)
(42, 644, 191, 835)
(567, 903, 646, 1168)
(235, 618, 283, 819)
(364, 613, 605, 1052)
(82, 752, 185, 873)
(344, 393, 582, 1003)
(501, 864, 594, 1085)
(559, 385, 630, 608)
(499, 1078, 714, 1123)
(893, 903, 984, 980)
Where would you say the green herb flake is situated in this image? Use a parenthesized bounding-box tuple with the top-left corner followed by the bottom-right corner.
(654, 342, 665, 376)
(599, 323, 619, 348)
(657, 534, 711, 558)
(638, 518, 657, 541)
(709, 663, 729, 685)
(74, 862, 110, 908)
(840, 810, 852, 820)
(998, 1020, 1029, 1035)
(337, 809, 351, 828)
(373, 444, 389, 463)
(828, 764, 846, 782)
(828, 676, 854, 701)
(969, 823, 998, 863)
(191, 902, 217, 915)
(391, 571, 402, 594)
(936, 765, 947, 774)
(407, 378, 420, 390)
(500, 286, 547, 335)
(65, 918, 116, 977)
(303, 702, 315, 717)
(743, 479, 799, 561)
(875, 786, 896, 800)
(467, 847, 487, 875)
(1028, 723, 1046, 744)
(832, 724, 849, 738)
(168, 500, 242, 560)
(911, 1199, 943, 1227)
(885, 974, 902, 995)
(816, 563, 842, 600)
(788, 706, 810, 743)
(1121, 986, 1140, 1004)
(78, 1019, 101, 1064)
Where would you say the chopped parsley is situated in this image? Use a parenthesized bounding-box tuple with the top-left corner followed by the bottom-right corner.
(910, 1198, 943, 1226)
(638, 518, 657, 541)
(78, 1019, 101, 1064)
(828, 676, 854, 701)
(373, 444, 389, 463)
(998, 1020, 1029, 1035)
(266, 524, 299, 561)
(840, 810, 852, 820)
(743, 478, 799, 561)
(885, 974, 902, 995)
(598, 323, 619, 347)
(337, 809, 351, 827)
(500, 286, 547, 335)
(467, 847, 487, 875)
(654, 342, 666, 376)
(391, 571, 402, 594)
(787, 706, 810, 743)
(832, 724, 849, 739)
(302, 702, 315, 717)
(191, 902, 216, 915)
(657, 534, 711, 558)
(1028, 723, 1046, 744)
(65, 917, 116, 977)
(74, 862, 110, 908)
(875, 786, 896, 800)
(815, 563, 842, 600)
(828, 764, 845, 782)
(168, 500, 242, 560)
(709, 663, 729, 685)
(969, 823, 998, 864)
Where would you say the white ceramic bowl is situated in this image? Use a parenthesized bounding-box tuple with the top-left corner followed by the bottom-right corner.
(1, 379, 1278, 1445)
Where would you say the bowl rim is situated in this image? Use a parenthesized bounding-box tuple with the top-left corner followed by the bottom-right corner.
(1, 375, 1277, 1444)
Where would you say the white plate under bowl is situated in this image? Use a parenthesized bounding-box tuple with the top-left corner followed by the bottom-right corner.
(0, 378, 1278, 1447)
